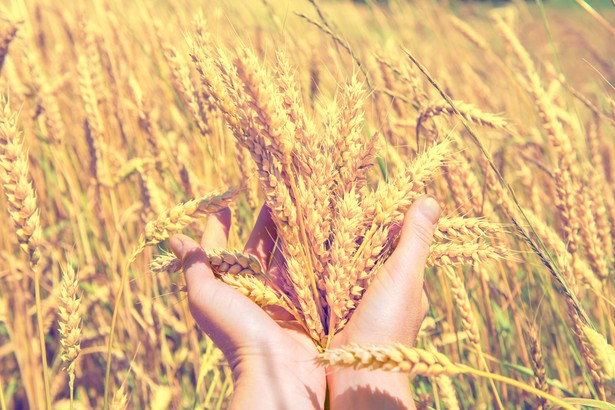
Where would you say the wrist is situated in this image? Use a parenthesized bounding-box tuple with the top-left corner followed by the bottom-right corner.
(326, 333, 416, 410)
(231, 356, 325, 410)
(327, 368, 416, 410)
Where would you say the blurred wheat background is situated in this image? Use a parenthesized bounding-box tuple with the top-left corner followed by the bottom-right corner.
(0, 0, 614, 408)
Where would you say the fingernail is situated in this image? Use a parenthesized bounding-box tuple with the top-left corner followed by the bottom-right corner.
(169, 236, 183, 256)
(419, 195, 441, 224)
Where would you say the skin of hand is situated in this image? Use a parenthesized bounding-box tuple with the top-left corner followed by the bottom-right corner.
(169, 207, 326, 410)
(169, 195, 440, 410)
(327, 195, 441, 410)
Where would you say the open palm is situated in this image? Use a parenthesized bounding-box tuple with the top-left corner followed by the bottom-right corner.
(170, 207, 326, 410)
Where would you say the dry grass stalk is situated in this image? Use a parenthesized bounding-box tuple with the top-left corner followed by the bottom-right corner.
(516, 155, 544, 216)
(235, 145, 260, 211)
(587, 175, 613, 262)
(372, 54, 429, 109)
(522, 209, 601, 292)
(376, 56, 406, 117)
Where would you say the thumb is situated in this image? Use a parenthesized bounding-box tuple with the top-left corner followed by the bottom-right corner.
(343, 195, 441, 345)
(169, 234, 214, 292)
(382, 195, 441, 297)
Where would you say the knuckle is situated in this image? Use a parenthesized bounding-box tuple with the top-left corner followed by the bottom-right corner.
(410, 220, 435, 247)
(187, 284, 206, 313)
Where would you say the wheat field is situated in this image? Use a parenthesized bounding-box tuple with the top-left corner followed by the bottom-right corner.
(0, 0, 614, 408)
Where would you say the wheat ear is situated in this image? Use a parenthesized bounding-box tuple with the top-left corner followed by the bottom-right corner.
(151, 249, 292, 311)
(319, 344, 576, 410)
(527, 326, 548, 409)
(0, 96, 51, 409)
(132, 189, 237, 260)
(435, 217, 501, 241)
(582, 325, 615, 381)
(58, 263, 82, 410)
(417, 99, 511, 139)
(427, 243, 506, 267)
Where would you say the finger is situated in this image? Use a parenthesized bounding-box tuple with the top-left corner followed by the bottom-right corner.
(201, 208, 232, 250)
(342, 196, 440, 345)
(170, 234, 215, 291)
(381, 195, 441, 300)
(243, 205, 278, 270)
(170, 234, 280, 356)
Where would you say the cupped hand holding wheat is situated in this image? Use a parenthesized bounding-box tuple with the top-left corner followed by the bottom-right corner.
(326, 195, 440, 410)
(169, 197, 440, 410)
(169, 206, 327, 410)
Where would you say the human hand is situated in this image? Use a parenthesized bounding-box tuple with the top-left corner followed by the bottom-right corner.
(169, 207, 326, 410)
(327, 195, 441, 410)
